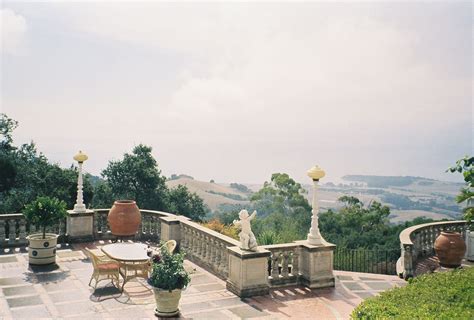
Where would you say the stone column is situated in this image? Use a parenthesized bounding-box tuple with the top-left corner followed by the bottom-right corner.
(66, 209, 95, 242)
(160, 217, 181, 246)
(226, 246, 271, 298)
(295, 240, 335, 288)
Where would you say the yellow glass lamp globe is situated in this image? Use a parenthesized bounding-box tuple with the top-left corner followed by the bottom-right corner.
(73, 151, 88, 163)
(307, 165, 325, 181)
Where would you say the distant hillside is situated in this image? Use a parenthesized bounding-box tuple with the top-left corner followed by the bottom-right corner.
(168, 175, 463, 223)
(166, 178, 250, 211)
(342, 175, 439, 188)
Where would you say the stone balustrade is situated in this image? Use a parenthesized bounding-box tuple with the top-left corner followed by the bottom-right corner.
(0, 213, 67, 248)
(1, 208, 336, 297)
(397, 220, 468, 279)
(180, 219, 240, 280)
(262, 243, 300, 286)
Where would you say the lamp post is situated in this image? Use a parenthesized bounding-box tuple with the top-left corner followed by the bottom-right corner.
(73, 151, 88, 213)
(307, 165, 325, 245)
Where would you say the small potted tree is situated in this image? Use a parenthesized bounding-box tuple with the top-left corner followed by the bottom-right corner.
(23, 196, 68, 265)
(447, 156, 474, 261)
(148, 246, 190, 317)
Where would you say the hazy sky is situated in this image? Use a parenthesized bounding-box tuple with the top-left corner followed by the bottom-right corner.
(1, 1, 472, 184)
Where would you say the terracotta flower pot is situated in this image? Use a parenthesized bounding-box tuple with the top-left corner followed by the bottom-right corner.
(434, 231, 466, 268)
(107, 200, 141, 236)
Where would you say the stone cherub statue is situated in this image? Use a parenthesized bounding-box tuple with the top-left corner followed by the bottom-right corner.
(233, 209, 258, 251)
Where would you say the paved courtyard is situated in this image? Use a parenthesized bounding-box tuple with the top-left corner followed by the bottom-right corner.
(0, 242, 406, 319)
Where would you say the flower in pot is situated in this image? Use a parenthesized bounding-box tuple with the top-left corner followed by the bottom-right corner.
(148, 246, 190, 317)
(23, 196, 67, 265)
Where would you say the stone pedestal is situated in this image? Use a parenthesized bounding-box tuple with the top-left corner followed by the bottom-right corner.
(160, 217, 181, 245)
(226, 246, 270, 298)
(295, 240, 335, 289)
(66, 209, 94, 242)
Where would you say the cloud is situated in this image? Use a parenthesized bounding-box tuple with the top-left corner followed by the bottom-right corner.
(0, 8, 28, 55)
(3, 2, 471, 182)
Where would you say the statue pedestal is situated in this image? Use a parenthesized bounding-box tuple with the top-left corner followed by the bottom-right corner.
(294, 240, 336, 289)
(66, 210, 94, 242)
(226, 246, 271, 298)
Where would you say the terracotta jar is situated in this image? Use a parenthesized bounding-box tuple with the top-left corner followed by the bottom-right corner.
(434, 231, 466, 268)
(107, 200, 141, 236)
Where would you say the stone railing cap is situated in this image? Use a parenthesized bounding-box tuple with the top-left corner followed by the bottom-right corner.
(399, 220, 467, 246)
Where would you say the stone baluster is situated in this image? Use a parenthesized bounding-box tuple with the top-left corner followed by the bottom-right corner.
(0, 220, 6, 244)
(191, 229, 198, 257)
(217, 241, 225, 275)
(187, 226, 192, 252)
(271, 251, 280, 279)
(196, 231, 203, 259)
(221, 242, 229, 277)
(8, 220, 16, 244)
(208, 237, 216, 269)
(214, 239, 222, 272)
(60, 218, 67, 236)
(201, 233, 207, 261)
(281, 251, 290, 278)
(180, 225, 187, 250)
(189, 229, 195, 257)
(291, 251, 299, 276)
(156, 218, 161, 240)
(202, 233, 209, 262)
(136, 217, 143, 240)
(93, 213, 99, 236)
(188, 227, 194, 254)
(19, 219, 27, 244)
(149, 215, 156, 239)
(30, 223, 36, 234)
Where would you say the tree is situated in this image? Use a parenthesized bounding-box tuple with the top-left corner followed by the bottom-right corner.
(447, 156, 474, 224)
(101, 144, 168, 210)
(99, 144, 207, 221)
(249, 173, 312, 244)
(0, 114, 93, 214)
(167, 185, 207, 221)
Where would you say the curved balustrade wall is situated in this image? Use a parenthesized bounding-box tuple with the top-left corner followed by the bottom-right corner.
(397, 220, 468, 279)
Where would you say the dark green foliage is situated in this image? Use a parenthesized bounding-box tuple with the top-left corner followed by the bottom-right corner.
(148, 245, 190, 291)
(352, 268, 474, 319)
(102, 144, 168, 210)
(447, 156, 474, 225)
(257, 230, 282, 245)
(23, 196, 67, 238)
(0, 114, 93, 214)
(207, 190, 247, 201)
(95, 145, 207, 221)
(320, 197, 436, 250)
(249, 173, 312, 243)
(168, 185, 207, 221)
(230, 183, 252, 194)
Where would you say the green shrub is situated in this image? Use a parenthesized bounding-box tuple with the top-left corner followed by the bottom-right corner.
(148, 246, 190, 291)
(23, 196, 67, 239)
(352, 268, 474, 319)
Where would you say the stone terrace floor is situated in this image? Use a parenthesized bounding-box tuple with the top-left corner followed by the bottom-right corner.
(0, 242, 406, 319)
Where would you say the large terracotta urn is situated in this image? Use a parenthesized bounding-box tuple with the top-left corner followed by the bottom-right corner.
(434, 231, 466, 268)
(107, 200, 141, 236)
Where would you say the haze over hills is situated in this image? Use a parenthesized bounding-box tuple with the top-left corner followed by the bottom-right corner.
(166, 175, 463, 223)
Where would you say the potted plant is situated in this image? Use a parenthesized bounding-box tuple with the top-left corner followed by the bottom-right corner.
(23, 196, 68, 265)
(446, 156, 473, 262)
(148, 245, 190, 317)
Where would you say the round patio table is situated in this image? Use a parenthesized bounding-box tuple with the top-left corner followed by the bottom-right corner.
(101, 242, 150, 290)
